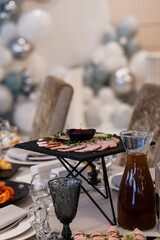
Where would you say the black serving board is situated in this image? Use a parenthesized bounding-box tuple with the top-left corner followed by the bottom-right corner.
(15, 137, 125, 162)
(15, 138, 155, 162)
(0, 180, 29, 208)
(0, 163, 20, 179)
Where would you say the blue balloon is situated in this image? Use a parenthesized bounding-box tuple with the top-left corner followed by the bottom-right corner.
(4, 72, 22, 92)
(126, 39, 141, 55)
(94, 65, 109, 83)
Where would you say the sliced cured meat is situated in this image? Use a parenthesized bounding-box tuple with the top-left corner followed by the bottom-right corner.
(60, 143, 87, 152)
(96, 140, 110, 151)
(45, 142, 62, 148)
(58, 135, 70, 140)
(105, 139, 117, 148)
(75, 143, 101, 152)
(111, 137, 120, 144)
(94, 133, 108, 138)
(50, 144, 74, 150)
(37, 142, 48, 147)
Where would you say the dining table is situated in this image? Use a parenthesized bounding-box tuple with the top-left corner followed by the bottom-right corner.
(5, 159, 160, 240)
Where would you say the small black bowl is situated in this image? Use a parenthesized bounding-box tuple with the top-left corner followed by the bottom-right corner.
(67, 129, 96, 142)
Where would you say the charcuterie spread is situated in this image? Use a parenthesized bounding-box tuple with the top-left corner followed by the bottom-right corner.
(74, 226, 158, 240)
(36, 129, 120, 153)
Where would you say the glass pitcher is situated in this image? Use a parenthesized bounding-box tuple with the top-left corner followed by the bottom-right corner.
(118, 130, 156, 230)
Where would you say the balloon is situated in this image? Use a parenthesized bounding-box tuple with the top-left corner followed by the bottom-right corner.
(117, 15, 138, 39)
(35, 0, 110, 67)
(10, 37, 33, 59)
(26, 52, 48, 81)
(97, 87, 116, 104)
(92, 42, 127, 72)
(0, 84, 13, 114)
(0, 21, 17, 44)
(102, 54, 128, 73)
(110, 68, 135, 96)
(17, 9, 52, 42)
(126, 39, 141, 55)
(111, 103, 133, 129)
(4, 1, 17, 13)
(0, 45, 12, 66)
(84, 105, 101, 128)
(13, 100, 37, 133)
(130, 51, 148, 78)
(4, 72, 22, 92)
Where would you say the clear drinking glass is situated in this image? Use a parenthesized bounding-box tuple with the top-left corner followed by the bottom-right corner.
(49, 177, 82, 240)
(28, 205, 47, 240)
(118, 130, 156, 230)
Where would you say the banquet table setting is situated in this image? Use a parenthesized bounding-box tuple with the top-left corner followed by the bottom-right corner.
(0, 129, 160, 240)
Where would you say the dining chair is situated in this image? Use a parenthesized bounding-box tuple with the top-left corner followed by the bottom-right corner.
(118, 83, 160, 168)
(29, 75, 73, 140)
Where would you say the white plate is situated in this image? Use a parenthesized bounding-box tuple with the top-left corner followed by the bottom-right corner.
(0, 217, 31, 240)
(109, 168, 155, 191)
(28, 155, 57, 161)
(5, 155, 57, 166)
(11, 227, 35, 240)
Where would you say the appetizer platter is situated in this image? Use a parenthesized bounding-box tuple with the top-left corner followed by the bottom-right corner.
(15, 129, 124, 162)
(0, 158, 20, 179)
(74, 226, 160, 240)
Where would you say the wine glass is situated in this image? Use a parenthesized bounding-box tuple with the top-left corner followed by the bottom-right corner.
(28, 205, 47, 240)
(0, 118, 10, 158)
(48, 177, 82, 240)
(30, 171, 57, 206)
(30, 171, 59, 238)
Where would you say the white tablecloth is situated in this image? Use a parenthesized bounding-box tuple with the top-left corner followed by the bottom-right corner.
(9, 164, 160, 239)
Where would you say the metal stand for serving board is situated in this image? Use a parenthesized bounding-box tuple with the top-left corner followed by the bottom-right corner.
(15, 138, 126, 226)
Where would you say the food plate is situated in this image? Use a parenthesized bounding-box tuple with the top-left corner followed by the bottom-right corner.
(0, 180, 29, 208)
(0, 217, 32, 240)
(5, 155, 57, 166)
(0, 163, 20, 179)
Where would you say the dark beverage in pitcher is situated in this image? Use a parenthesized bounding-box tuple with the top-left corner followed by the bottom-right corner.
(118, 153, 156, 230)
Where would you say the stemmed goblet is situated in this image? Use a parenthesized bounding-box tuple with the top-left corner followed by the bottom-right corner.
(49, 177, 82, 240)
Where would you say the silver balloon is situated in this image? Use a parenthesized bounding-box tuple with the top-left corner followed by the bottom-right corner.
(4, 1, 17, 13)
(0, 12, 10, 21)
(110, 68, 135, 96)
(21, 69, 36, 95)
(10, 37, 34, 59)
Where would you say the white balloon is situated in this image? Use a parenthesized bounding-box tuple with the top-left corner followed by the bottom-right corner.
(0, 85, 13, 114)
(111, 103, 133, 129)
(88, 97, 101, 109)
(0, 45, 12, 67)
(0, 21, 17, 44)
(35, 0, 110, 67)
(83, 86, 94, 105)
(97, 87, 116, 104)
(26, 52, 48, 82)
(130, 51, 148, 78)
(17, 9, 52, 42)
(102, 54, 128, 73)
(92, 42, 127, 72)
(13, 100, 37, 133)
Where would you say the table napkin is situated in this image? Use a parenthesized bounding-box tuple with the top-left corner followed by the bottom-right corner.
(6, 148, 47, 161)
(0, 204, 27, 229)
